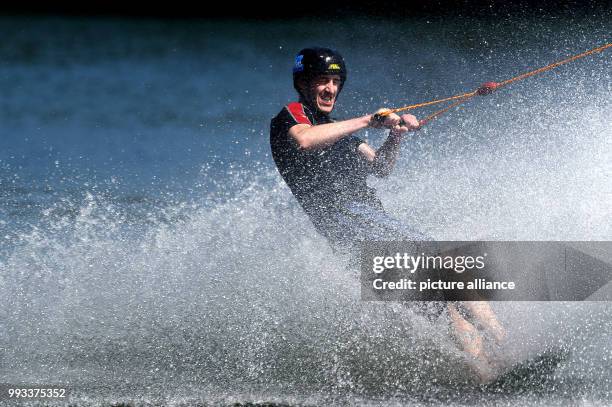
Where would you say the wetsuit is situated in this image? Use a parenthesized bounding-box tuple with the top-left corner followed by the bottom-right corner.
(270, 101, 426, 250)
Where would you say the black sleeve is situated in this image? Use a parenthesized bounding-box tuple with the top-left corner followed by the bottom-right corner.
(274, 108, 299, 135)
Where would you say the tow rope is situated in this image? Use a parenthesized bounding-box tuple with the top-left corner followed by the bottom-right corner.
(374, 43, 611, 127)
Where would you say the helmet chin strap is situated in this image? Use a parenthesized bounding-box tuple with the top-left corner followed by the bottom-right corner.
(298, 87, 323, 115)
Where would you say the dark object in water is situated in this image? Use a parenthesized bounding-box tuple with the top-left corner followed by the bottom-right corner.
(484, 347, 571, 392)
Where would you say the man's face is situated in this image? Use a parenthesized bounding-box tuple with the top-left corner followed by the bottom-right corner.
(305, 74, 342, 114)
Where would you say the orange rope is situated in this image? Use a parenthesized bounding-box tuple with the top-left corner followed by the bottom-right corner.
(379, 42, 611, 123)
(418, 96, 473, 126)
(389, 90, 477, 112)
(497, 42, 612, 88)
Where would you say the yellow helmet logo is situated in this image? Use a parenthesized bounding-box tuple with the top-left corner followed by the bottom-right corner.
(328, 63, 341, 70)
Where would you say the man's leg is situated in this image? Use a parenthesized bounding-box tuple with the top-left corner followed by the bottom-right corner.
(447, 303, 497, 383)
(447, 301, 509, 383)
(460, 301, 506, 344)
(337, 201, 508, 381)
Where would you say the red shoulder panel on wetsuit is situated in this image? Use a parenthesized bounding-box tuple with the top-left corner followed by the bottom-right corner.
(286, 102, 312, 126)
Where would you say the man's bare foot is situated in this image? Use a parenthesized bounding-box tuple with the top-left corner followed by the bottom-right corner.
(468, 359, 498, 385)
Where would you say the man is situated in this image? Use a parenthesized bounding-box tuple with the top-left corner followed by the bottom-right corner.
(270, 47, 424, 248)
(270, 47, 505, 382)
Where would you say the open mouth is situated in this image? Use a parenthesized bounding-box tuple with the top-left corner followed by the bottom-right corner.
(318, 92, 335, 107)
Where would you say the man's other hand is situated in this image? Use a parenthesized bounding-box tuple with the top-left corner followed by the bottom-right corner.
(369, 108, 401, 129)
(390, 113, 420, 135)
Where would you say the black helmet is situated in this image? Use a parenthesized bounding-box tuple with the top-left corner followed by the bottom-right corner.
(292, 47, 347, 96)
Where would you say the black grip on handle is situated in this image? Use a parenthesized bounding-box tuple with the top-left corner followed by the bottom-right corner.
(372, 112, 386, 125)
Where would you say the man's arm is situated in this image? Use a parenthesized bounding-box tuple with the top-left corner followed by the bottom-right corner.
(359, 132, 403, 178)
(358, 113, 420, 178)
(288, 109, 400, 151)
